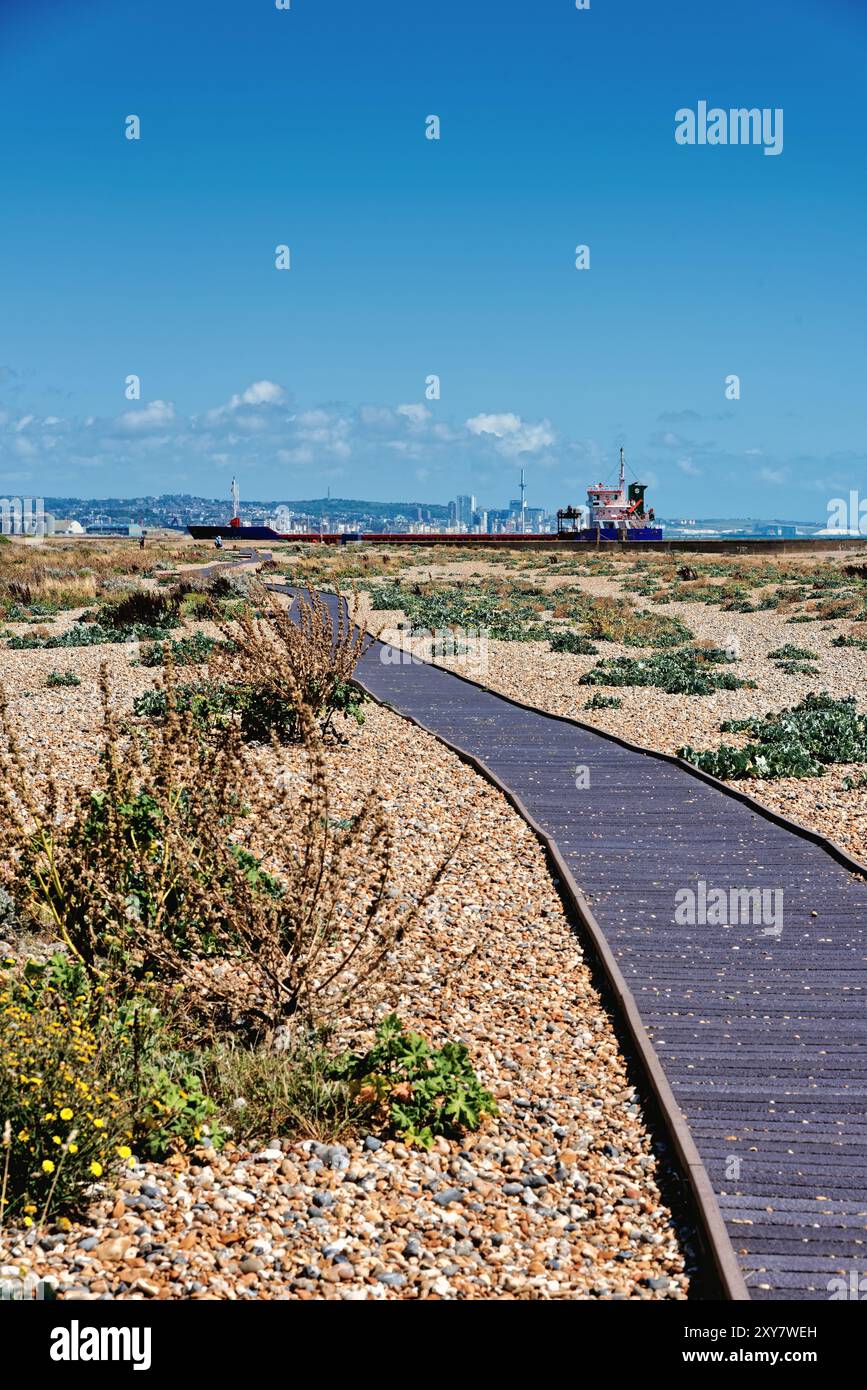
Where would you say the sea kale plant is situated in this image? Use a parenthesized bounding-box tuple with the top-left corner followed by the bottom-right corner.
(367, 580, 548, 642)
(579, 649, 754, 696)
(678, 692, 867, 780)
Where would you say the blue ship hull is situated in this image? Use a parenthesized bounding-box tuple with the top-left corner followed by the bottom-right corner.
(571, 526, 664, 541)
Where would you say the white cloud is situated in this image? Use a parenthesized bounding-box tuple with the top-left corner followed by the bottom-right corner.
(359, 405, 395, 427)
(118, 400, 176, 431)
(204, 381, 286, 420)
(230, 380, 283, 409)
(465, 412, 555, 455)
(466, 412, 521, 437)
(397, 403, 431, 425)
(3, 383, 829, 512)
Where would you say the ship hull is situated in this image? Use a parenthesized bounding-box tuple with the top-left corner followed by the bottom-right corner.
(186, 525, 664, 544)
(188, 525, 288, 541)
(574, 526, 663, 541)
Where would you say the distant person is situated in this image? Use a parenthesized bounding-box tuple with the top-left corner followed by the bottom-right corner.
(214, 535, 223, 550)
(139, 532, 146, 550)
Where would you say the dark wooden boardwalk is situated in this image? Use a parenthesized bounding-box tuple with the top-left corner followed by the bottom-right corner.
(345, 629, 867, 1301)
(271, 581, 867, 1299)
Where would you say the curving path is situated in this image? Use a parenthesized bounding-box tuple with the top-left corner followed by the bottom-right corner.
(275, 585, 867, 1300)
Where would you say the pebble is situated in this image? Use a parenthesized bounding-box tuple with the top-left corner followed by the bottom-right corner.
(0, 568, 695, 1301)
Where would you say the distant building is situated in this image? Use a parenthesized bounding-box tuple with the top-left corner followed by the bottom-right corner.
(456, 494, 476, 526)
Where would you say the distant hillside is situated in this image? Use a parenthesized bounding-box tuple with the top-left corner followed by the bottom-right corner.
(275, 498, 451, 518)
(44, 494, 451, 518)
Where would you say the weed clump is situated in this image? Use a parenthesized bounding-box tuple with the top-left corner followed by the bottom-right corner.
(678, 692, 867, 779)
(549, 630, 598, 655)
(580, 650, 754, 696)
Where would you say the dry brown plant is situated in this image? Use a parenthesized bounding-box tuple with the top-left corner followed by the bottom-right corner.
(0, 661, 453, 1048)
(208, 581, 370, 738)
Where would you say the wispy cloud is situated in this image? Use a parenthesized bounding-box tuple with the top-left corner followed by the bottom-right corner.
(759, 466, 788, 485)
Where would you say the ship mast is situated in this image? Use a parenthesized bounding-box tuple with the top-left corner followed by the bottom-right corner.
(619, 447, 625, 495)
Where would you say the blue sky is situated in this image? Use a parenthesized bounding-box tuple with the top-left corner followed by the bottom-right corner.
(0, 0, 865, 518)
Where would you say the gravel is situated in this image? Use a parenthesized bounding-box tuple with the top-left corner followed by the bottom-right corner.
(0, 609, 693, 1300)
(359, 560, 867, 865)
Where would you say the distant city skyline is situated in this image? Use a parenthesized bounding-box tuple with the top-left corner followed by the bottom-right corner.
(1, 0, 865, 518)
(10, 489, 837, 536)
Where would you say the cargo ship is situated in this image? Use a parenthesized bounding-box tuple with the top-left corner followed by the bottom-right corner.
(188, 457, 663, 544)
(555, 449, 662, 540)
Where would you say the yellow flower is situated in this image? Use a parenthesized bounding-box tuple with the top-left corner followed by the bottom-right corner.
(117, 1145, 132, 1160)
(52, 1135, 62, 1145)
(41, 1159, 55, 1173)
(93, 1118, 105, 1130)
(23, 1216, 33, 1227)
(60, 1107, 73, 1120)
(89, 1161, 103, 1177)
(17, 1130, 29, 1142)
(68, 1143, 78, 1154)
